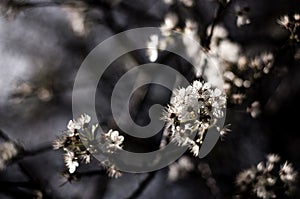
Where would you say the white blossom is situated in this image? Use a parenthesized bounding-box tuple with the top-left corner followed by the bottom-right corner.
(277, 15, 289, 28)
(190, 144, 199, 156)
(247, 101, 261, 118)
(64, 151, 79, 174)
(236, 14, 251, 27)
(54, 114, 124, 178)
(267, 154, 280, 163)
(280, 162, 297, 183)
(162, 80, 227, 156)
(67, 113, 91, 134)
(101, 129, 124, 153)
(168, 156, 194, 181)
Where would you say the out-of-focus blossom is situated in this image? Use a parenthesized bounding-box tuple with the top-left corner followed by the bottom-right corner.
(0, 142, 18, 170)
(218, 40, 241, 63)
(168, 156, 194, 181)
(235, 6, 251, 27)
(236, 154, 298, 199)
(146, 35, 159, 62)
(277, 15, 290, 28)
(161, 13, 178, 36)
(247, 101, 261, 118)
(63, 2, 89, 36)
(179, 0, 194, 7)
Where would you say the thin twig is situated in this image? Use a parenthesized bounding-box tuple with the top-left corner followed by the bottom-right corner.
(0, 128, 11, 141)
(126, 171, 157, 199)
(202, 0, 232, 50)
(18, 162, 53, 199)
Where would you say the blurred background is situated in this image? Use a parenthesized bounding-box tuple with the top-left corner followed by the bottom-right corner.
(0, 0, 300, 198)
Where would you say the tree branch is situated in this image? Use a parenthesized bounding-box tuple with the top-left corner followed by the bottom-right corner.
(126, 171, 157, 199)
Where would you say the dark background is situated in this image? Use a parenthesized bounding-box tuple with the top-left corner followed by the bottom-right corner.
(0, 0, 300, 198)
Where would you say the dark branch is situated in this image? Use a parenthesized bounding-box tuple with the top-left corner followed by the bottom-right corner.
(126, 171, 157, 199)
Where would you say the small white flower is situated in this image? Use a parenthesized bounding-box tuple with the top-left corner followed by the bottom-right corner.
(190, 144, 199, 156)
(81, 153, 91, 164)
(266, 177, 276, 186)
(67, 113, 91, 134)
(267, 154, 280, 163)
(236, 14, 251, 27)
(53, 136, 67, 150)
(236, 169, 256, 185)
(257, 162, 265, 172)
(107, 130, 124, 145)
(102, 130, 124, 153)
(247, 101, 261, 118)
(67, 120, 81, 133)
(277, 15, 289, 28)
(280, 162, 297, 183)
(79, 113, 91, 124)
(64, 151, 79, 174)
(164, 13, 178, 30)
(161, 13, 178, 36)
(216, 124, 231, 137)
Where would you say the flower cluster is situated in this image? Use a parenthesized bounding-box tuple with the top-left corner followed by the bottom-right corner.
(223, 52, 274, 106)
(162, 80, 227, 157)
(53, 114, 124, 177)
(236, 154, 298, 199)
(277, 13, 300, 42)
(53, 114, 94, 173)
(0, 142, 18, 170)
